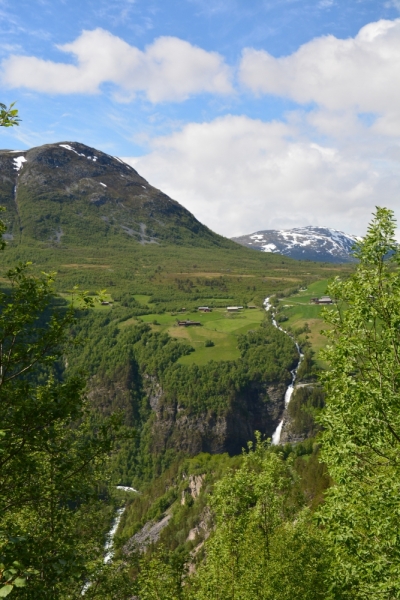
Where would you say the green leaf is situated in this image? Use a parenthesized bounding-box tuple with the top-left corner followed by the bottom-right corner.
(0, 585, 13, 598)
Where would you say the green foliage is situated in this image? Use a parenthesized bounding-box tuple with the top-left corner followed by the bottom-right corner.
(156, 322, 295, 415)
(287, 385, 324, 438)
(0, 103, 20, 128)
(135, 546, 186, 600)
(0, 252, 123, 597)
(318, 207, 400, 598)
(187, 438, 333, 599)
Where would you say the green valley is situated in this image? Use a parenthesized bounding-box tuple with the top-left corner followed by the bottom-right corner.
(7, 139, 391, 600)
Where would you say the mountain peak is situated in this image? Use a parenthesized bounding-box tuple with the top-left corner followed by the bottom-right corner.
(0, 141, 232, 249)
(232, 225, 360, 262)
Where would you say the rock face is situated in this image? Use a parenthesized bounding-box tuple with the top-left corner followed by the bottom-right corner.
(0, 142, 233, 249)
(123, 513, 172, 554)
(148, 380, 286, 456)
(279, 383, 323, 444)
(181, 474, 205, 505)
(232, 225, 360, 263)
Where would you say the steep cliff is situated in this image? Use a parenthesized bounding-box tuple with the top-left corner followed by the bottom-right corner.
(145, 376, 286, 456)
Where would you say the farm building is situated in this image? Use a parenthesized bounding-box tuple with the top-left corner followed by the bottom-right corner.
(177, 320, 202, 327)
(311, 296, 333, 305)
(247, 304, 257, 309)
(198, 306, 212, 312)
(227, 306, 243, 312)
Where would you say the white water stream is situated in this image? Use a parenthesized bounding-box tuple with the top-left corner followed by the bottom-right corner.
(264, 297, 303, 445)
(104, 507, 126, 564)
(82, 487, 137, 594)
(103, 487, 137, 564)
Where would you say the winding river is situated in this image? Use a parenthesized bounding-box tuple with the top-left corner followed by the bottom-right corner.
(264, 297, 303, 445)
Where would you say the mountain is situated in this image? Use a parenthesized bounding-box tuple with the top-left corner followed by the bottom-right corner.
(0, 141, 233, 249)
(231, 226, 360, 263)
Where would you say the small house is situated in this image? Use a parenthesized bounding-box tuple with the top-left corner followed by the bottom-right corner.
(311, 296, 333, 305)
(247, 304, 257, 309)
(319, 296, 333, 304)
(198, 306, 212, 312)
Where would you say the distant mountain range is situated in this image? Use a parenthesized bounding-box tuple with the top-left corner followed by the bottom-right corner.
(231, 226, 361, 263)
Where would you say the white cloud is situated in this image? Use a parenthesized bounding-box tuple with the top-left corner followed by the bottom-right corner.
(1, 28, 233, 102)
(239, 19, 400, 132)
(122, 114, 400, 238)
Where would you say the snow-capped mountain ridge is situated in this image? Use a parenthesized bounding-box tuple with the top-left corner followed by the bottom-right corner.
(231, 226, 361, 263)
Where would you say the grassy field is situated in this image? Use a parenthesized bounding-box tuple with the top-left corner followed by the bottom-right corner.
(131, 307, 266, 366)
(58, 273, 340, 366)
(133, 294, 152, 306)
(278, 280, 332, 359)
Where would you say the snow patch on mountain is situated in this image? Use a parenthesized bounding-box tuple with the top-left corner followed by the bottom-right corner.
(13, 156, 26, 171)
(59, 144, 98, 161)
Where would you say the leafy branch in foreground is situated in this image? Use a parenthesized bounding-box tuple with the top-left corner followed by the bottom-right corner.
(318, 207, 400, 599)
(0, 225, 124, 597)
(0, 103, 20, 128)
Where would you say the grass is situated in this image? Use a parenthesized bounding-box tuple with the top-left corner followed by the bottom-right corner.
(58, 291, 115, 311)
(137, 307, 266, 366)
(284, 280, 330, 305)
(133, 295, 152, 305)
(278, 280, 332, 360)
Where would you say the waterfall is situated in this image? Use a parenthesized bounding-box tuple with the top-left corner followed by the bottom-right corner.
(82, 488, 137, 594)
(104, 507, 126, 564)
(264, 297, 303, 445)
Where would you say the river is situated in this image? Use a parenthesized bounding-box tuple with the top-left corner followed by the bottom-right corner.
(264, 297, 303, 445)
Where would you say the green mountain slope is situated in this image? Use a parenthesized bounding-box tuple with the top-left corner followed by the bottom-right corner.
(0, 141, 233, 249)
(0, 141, 350, 311)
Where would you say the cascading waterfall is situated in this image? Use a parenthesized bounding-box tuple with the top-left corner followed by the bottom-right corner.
(264, 297, 303, 445)
(103, 487, 137, 563)
(82, 487, 137, 594)
(104, 507, 126, 564)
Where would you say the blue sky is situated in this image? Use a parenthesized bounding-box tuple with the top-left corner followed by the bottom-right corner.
(1, 0, 400, 236)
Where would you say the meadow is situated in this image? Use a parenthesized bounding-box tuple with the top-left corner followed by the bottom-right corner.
(276, 279, 331, 359)
(142, 307, 266, 365)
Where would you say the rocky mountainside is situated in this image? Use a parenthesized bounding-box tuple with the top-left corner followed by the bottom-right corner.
(0, 142, 233, 249)
(231, 226, 360, 263)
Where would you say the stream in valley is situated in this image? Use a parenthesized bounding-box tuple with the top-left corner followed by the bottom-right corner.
(264, 297, 303, 445)
(82, 487, 137, 594)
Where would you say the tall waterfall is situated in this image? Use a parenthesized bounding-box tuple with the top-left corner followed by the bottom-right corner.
(264, 297, 303, 445)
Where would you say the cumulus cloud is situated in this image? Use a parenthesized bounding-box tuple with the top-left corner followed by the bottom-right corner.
(123, 114, 400, 238)
(1, 28, 233, 102)
(239, 19, 400, 132)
